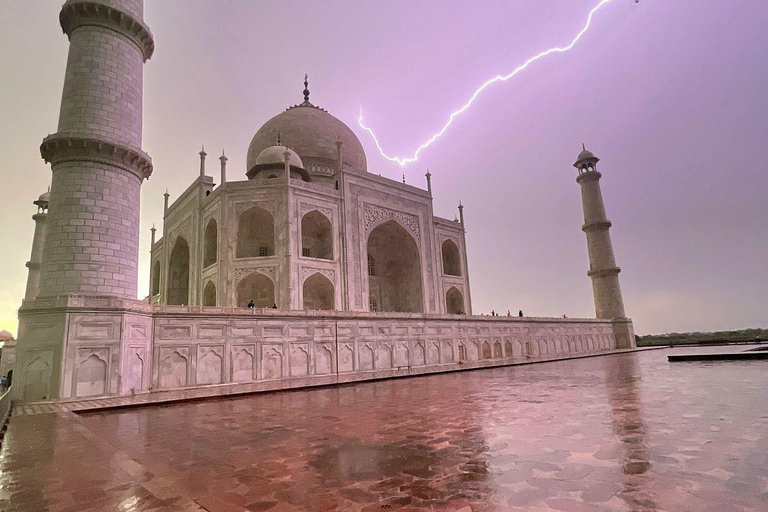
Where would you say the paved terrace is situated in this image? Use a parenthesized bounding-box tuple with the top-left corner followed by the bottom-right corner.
(2, 347, 767, 512)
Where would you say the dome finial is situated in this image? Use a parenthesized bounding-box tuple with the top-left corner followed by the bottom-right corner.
(582, 142, 586, 151)
(303, 73, 310, 103)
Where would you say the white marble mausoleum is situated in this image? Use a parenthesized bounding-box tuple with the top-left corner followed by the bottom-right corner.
(9, 0, 634, 403)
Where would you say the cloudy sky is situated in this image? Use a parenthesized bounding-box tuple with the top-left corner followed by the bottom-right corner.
(1, 0, 766, 335)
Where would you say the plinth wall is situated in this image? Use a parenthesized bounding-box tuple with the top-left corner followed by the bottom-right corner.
(13, 296, 630, 402)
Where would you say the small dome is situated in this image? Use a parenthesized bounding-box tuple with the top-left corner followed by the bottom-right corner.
(577, 148, 596, 161)
(0, 330, 13, 341)
(34, 189, 50, 209)
(255, 145, 304, 169)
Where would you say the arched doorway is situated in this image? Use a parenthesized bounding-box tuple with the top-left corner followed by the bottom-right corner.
(446, 286, 464, 314)
(203, 281, 216, 306)
(441, 239, 461, 276)
(167, 237, 189, 305)
(301, 211, 333, 260)
(237, 206, 275, 258)
(204, 218, 217, 267)
(236, 272, 275, 308)
(303, 273, 334, 310)
(367, 220, 423, 313)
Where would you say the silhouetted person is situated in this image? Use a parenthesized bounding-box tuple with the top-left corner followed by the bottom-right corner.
(507, 310, 511, 316)
(518, 310, 523, 317)
(247, 300, 255, 309)
(272, 303, 278, 309)
(491, 309, 496, 316)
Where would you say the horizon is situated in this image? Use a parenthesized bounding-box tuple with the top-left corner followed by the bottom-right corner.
(1, 0, 766, 335)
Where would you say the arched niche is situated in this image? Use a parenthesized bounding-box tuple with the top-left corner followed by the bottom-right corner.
(236, 271, 275, 308)
(367, 220, 423, 313)
(303, 273, 334, 310)
(301, 210, 333, 260)
(167, 237, 189, 305)
(203, 280, 216, 306)
(237, 206, 275, 258)
(151, 260, 160, 296)
(204, 218, 217, 267)
(446, 286, 465, 314)
(75, 353, 107, 397)
(441, 239, 462, 276)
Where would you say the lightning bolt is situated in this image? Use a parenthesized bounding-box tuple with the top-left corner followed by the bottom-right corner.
(358, 0, 618, 166)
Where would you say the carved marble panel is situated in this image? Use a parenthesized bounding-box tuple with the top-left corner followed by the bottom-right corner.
(231, 345, 255, 382)
(262, 344, 283, 380)
(197, 346, 223, 385)
(364, 203, 420, 243)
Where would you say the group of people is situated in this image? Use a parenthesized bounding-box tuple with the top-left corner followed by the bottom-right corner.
(489, 310, 524, 317)
(247, 300, 277, 309)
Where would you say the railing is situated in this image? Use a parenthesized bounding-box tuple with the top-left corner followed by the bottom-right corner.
(0, 386, 11, 432)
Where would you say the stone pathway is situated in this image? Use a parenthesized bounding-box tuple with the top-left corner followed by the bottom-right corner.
(2, 347, 768, 511)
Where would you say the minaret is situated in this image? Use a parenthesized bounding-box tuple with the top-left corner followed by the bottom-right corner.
(574, 146, 634, 348)
(199, 146, 207, 178)
(24, 190, 50, 301)
(219, 151, 228, 185)
(37, 0, 154, 298)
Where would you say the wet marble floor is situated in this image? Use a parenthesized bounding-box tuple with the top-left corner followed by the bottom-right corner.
(1, 347, 767, 511)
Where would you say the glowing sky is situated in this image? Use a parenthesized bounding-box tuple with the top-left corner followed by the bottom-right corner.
(1, 0, 766, 335)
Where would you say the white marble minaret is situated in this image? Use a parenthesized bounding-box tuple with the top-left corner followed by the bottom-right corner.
(14, 0, 155, 401)
(38, 0, 154, 298)
(574, 146, 635, 348)
(24, 190, 50, 301)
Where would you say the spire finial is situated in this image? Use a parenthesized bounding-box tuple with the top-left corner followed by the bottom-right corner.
(582, 142, 586, 151)
(303, 73, 310, 103)
(402, 174, 406, 184)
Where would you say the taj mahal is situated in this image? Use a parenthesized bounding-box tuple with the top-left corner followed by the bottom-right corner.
(7, 0, 634, 403)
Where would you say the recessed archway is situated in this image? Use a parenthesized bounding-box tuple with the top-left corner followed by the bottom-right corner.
(236, 272, 275, 308)
(203, 280, 216, 306)
(301, 210, 333, 260)
(204, 218, 217, 267)
(303, 273, 334, 310)
(167, 237, 189, 305)
(441, 239, 462, 276)
(446, 286, 465, 314)
(366, 220, 423, 313)
(151, 260, 160, 296)
(237, 206, 275, 258)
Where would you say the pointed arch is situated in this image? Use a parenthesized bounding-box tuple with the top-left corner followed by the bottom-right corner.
(203, 280, 217, 306)
(445, 286, 465, 314)
(441, 239, 462, 276)
(367, 220, 423, 313)
(301, 210, 333, 260)
(237, 206, 275, 258)
(303, 273, 334, 310)
(204, 218, 218, 267)
(168, 236, 189, 305)
(236, 271, 275, 308)
(151, 260, 160, 296)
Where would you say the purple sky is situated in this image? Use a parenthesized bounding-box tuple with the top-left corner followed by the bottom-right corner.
(1, 0, 767, 335)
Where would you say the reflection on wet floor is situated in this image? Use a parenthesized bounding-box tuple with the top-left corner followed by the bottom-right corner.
(1, 347, 767, 511)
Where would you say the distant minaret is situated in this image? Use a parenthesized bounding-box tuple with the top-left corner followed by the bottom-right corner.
(37, 0, 154, 298)
(574, 146, 626, 320)
(24, 190, 50, 300)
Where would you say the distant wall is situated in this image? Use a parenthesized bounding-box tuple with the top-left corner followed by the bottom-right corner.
(14, 296, 621, 402)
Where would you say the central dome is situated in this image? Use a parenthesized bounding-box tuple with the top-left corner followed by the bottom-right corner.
(246, 103, 368, 175)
